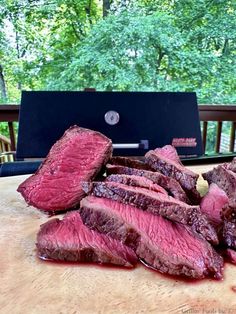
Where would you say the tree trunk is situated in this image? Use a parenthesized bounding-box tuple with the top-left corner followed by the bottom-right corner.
(0, 65, 7, 101)
(85, 0, 93, 25)
(222, 38, 229, 55)
(103, 0, 111, 17)
(155, 48, 164, 85)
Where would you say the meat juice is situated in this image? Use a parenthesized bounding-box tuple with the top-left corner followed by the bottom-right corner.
(37, 255, 236, 296)
(139, 259, 215, 284)
(37, 255, 212, 283)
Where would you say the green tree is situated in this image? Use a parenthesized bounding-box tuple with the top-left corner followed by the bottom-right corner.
(0, 0, 102, 103)
(46, 8, 184, 91)
(46, 2, 236, 104)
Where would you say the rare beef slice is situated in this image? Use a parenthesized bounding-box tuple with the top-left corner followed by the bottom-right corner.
(200, 183, 229, 228)
(82, 181, 218, 245)
(36, 211, 137, 267)
(80, 196, 223, 279)
(106, 174, 168, 195)
(145, 145, 200, 204)
(203, 165, 236, 208)
(106, 164, 190, 203)
(17, 126, 112, 212)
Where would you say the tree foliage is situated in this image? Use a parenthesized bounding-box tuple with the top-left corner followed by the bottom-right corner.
(0, 0, 101, 102)
(0, 0, 235, 105)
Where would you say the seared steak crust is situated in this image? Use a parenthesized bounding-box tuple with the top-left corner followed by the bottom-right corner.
(106, 174, 168, 195)
(106, 164, 190, 203)
(145, 149, 200, 204)
(222, 208, 236, 249)
(109, 156, 152, 170)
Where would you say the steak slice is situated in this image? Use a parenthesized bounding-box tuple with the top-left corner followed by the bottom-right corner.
(106, 164, 190, 203)
(106, 174, 168, 195)
(17, 126, 112, 212)
(36, 211, 137, 267)
(200, 183, 229, 228)
(145, 146, 200, 204)
(80, 196, 223, 279)
(203, 165, 236, 208)
(109, 156, 152, 170)
(82, 181, 218, 245)
(154, 145, 183, 165)
(222, 207, 236, 249)
(221, 158, 236, 173)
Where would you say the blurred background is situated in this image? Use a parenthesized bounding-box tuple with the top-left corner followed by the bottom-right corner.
(0, 0, 235, 154)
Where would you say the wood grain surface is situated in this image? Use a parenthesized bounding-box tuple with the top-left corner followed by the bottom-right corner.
(1, 165, 236, 314)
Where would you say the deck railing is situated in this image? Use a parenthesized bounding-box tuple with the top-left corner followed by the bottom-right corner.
(198, 105, 236, 153)
(0, 105, 19, 152)
(1, 104, 236, 157)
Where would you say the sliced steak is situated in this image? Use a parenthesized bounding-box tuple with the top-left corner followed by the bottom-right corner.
(82, 181, 218, 245)
(106, 174, 168, 195)
(222, 207, 236, 249)
(106, 164, 189, 203)
(145, 146, 200, 204)
(80, 196, 223, 279)
(222, 158, 236, 173)
(17, 126, 112, 212)
(200, 183, 229, 228)
(36, 211, 137, 267)
(203, 165, 236, 208)
(154, 145, 183, 165)
(109, 156, 152, 170)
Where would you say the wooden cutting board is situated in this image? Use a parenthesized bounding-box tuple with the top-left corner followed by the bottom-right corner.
(1, 165, 236, 314)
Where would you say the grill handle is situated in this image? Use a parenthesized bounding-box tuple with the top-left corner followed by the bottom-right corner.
(112, 140, 149, 149)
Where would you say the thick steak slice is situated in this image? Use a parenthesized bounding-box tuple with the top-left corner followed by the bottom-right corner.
(36, 211, 137, 267)
(83, 181, 218, 245)
(17, 126, 112, 212)
(200, 183, 229, 227)
(203, 165, 236, 208)
(106, 164, 190, 203)
(80, 196, 223, 279)
(109, 156, 152, 170)
(106, 174, 168, 195)
(145, 146, 200, 204)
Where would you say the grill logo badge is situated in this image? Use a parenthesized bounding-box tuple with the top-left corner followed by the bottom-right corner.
(172, 138, 197, 147)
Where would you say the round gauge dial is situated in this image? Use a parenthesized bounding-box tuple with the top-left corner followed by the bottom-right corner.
(104, 110, 120, 125)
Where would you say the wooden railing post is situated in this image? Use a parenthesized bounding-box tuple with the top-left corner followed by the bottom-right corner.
(230, 122, 236, 152)
(202, 121, 208, 153)
(215, 121, 223, 153)
(8, 121, 16, 151)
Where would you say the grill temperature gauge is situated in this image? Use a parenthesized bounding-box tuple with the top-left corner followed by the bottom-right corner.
(104, 110, 120, 125)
